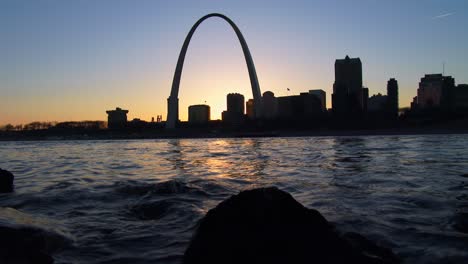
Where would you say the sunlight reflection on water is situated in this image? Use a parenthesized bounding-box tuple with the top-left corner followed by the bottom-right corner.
(1, 135, 468, 263)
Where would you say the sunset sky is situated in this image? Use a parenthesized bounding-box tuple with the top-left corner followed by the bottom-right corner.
(2, 0, 468, 125)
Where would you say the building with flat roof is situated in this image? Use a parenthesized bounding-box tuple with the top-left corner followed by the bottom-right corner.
(106, 107, 128, 129)
(262, 91, 278, 120)
(332, 55, 365, 117)
(227, 93, 245, 114)
(414, 74, 455, 109)
(188, 105, 210, 124)
(223, 93, 245, 125)
(277, 93, 322, 120)
(455, 84, 468, 109)
(309, 90, 326, 111)
(387, 78, 399, 117)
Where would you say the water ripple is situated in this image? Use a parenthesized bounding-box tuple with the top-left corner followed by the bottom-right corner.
(1, 135, 468, 263)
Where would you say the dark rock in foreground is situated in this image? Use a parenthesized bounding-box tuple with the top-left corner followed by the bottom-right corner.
(453, 211, 468, 233)
(184, 187, 400, 264)
(0, 168, 14, 193)
(0, 207, 73, 264)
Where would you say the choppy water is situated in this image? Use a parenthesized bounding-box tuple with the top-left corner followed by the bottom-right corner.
(1, 135, 468, 263)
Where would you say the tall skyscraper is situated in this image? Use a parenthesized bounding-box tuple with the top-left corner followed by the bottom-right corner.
(332, 56, 365, 117)
(387, 78, 399, 117)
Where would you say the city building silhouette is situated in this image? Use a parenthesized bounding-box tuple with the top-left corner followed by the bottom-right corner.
(246, 99, 255, 120)
(367, 78, 399, 119)
(308, 90, 327, 112)
(362, 87, 369, 113)
(332, 56, 366, 117)
(412, 74, 455, 110)
(411, 96, 418, 110)
(222, 93, 245, 125)
(455, 84, 468, 109)
(188, 105, 210, 124)
(245, 90, 325, 123)
(368, 93, 388, 112)
(227, 93, 245, 114)
(387, 78, 399, 117)
(128, 118, 148, 129)
(106, 107, 128, 129)
(277, 93, 323, 120)
(262, 91, 279, 120)
(405, 75, 468, 122)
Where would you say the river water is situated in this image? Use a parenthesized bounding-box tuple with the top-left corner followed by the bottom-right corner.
(1, 135, 468, 263)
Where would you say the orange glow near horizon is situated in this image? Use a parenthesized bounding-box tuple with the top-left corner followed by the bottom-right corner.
(2, 1, 468, 127)
(1, 73, 415, 126)
(0, 7, 428, 126)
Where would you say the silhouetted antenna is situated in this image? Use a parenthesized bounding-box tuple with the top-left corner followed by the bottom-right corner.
(443, 61, 445, 75)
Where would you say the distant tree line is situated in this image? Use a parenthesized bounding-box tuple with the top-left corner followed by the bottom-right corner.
(0, 121, 106, 131)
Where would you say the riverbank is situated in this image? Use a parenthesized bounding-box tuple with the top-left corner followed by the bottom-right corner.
(1, 127, 467, 141)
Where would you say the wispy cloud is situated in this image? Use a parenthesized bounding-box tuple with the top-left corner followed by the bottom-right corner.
(432, 12, 454, 19)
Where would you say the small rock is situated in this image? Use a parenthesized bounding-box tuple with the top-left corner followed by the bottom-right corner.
(453, 211, 468, 234)
(130, 200, 172, 220)
(0, 207, 73, 264)
(344, 232, 400, 263)
(184, 187, 399, 264)
(0, 169, 14, 193)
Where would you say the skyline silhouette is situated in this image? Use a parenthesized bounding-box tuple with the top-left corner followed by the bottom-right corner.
(2, 1, 468, 125)
(2, 53, 466, 130)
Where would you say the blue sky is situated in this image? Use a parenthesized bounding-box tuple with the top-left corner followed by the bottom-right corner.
(1, 0, 467, 124)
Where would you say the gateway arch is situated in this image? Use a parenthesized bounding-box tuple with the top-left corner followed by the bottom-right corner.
(166, 13, 263, 129)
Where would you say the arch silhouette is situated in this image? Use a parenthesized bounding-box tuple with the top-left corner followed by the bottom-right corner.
(166, 13, 263, 128)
